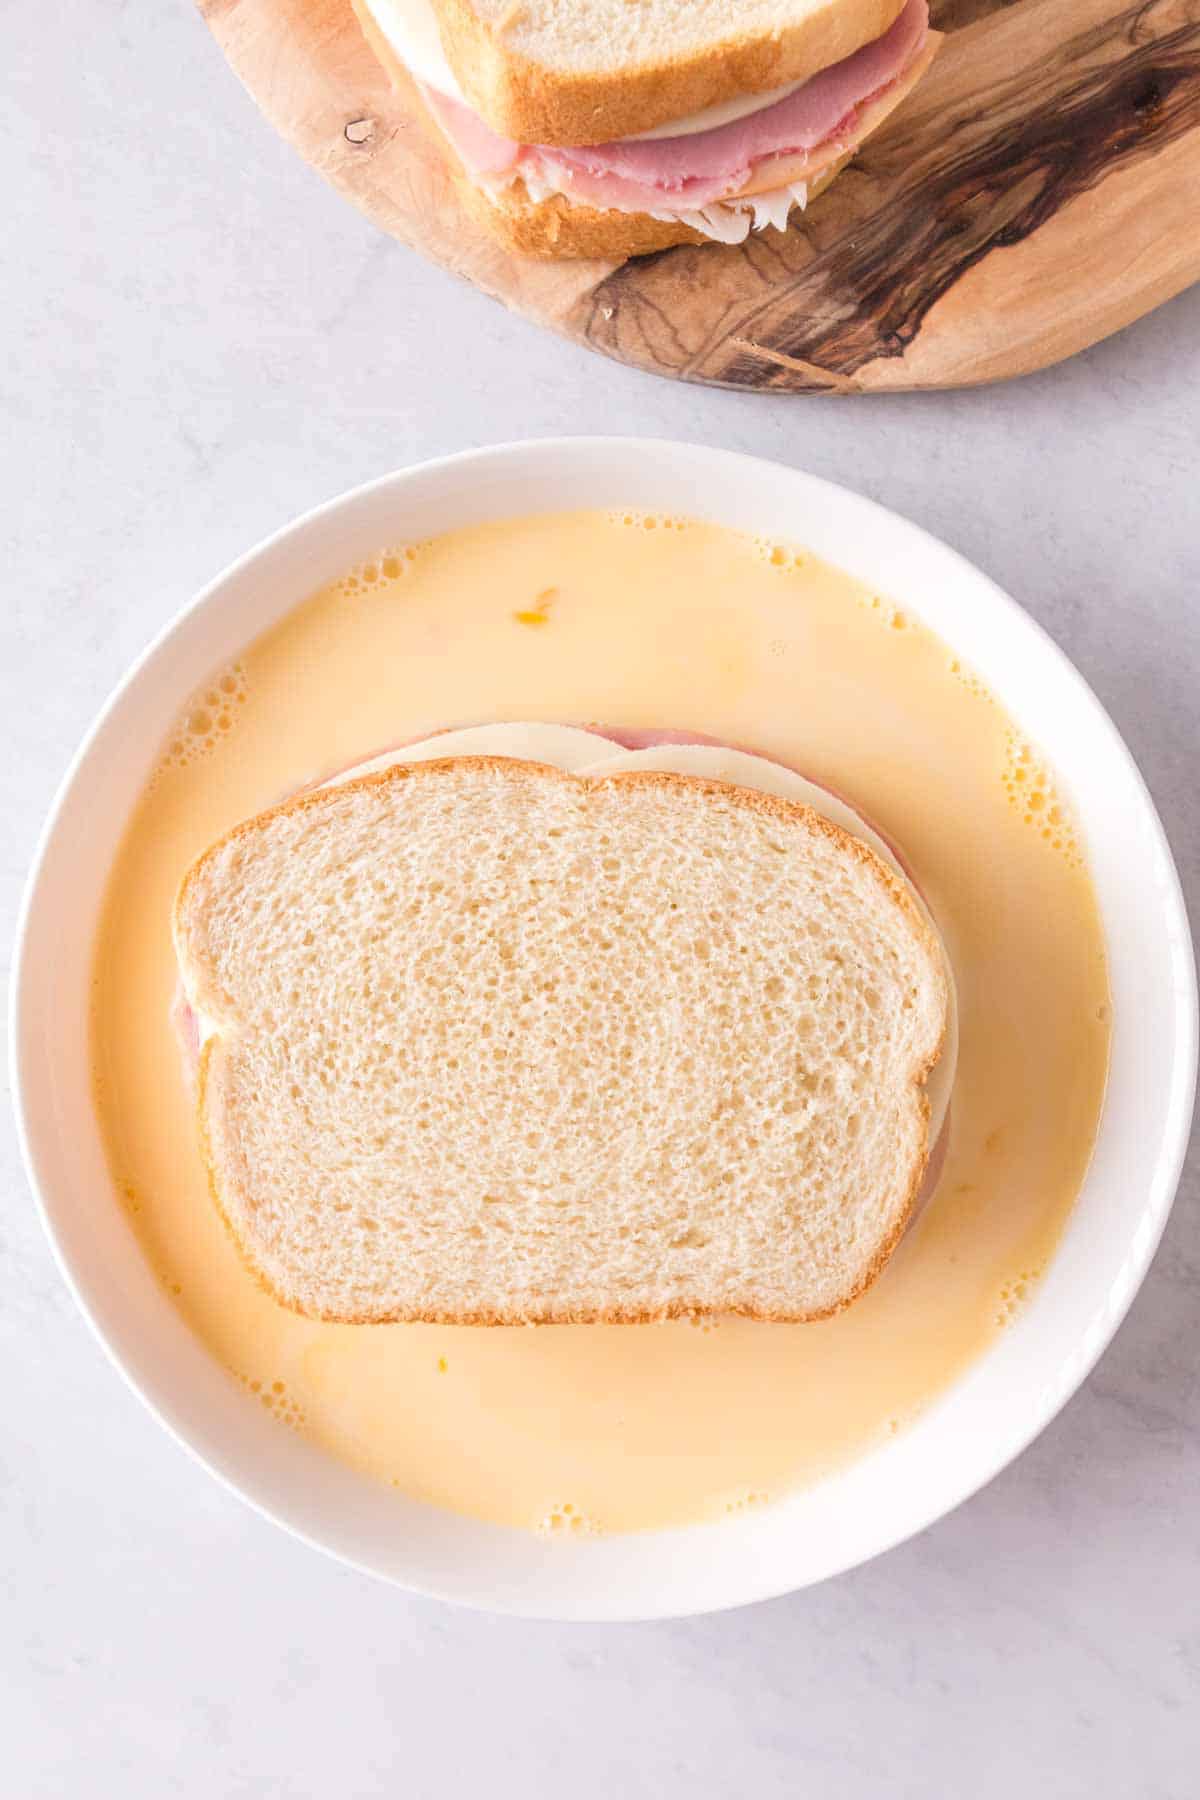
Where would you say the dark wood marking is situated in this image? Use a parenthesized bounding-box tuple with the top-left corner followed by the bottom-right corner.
(578, 0, 1200, 388)
(201, 0, 1200, 393)
(929, 0, 1023, 32)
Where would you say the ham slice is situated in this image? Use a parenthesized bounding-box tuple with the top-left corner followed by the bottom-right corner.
(422, 0, 929, 214)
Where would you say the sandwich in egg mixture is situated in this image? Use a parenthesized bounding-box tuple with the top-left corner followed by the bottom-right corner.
(173, 725, 954, 1326)
(95, 511, 1110, 1534)
(352, 0, 940, 256)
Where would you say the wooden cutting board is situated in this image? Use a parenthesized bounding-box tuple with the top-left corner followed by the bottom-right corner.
(199, 0, 1200, 391)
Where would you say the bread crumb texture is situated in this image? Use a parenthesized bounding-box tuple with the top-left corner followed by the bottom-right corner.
(461, 0, 900, 78)
(176, 759, 946, 1325)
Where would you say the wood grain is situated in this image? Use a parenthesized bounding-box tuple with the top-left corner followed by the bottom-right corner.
(200, 0, 1200, 391)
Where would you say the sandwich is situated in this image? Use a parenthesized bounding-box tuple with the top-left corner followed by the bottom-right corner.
(351, 0, 940, 256)
(173, 723, 956, 1325)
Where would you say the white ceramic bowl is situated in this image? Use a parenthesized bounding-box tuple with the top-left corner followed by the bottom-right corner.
(12, 440, 1196, 1621)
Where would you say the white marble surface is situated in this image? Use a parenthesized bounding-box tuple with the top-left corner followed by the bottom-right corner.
(4, 3, 1199, 1793)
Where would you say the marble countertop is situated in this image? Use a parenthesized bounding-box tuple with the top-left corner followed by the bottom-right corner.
(4, 3, 1198, 1793)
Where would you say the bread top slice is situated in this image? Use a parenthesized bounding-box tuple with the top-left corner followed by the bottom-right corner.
(315, 719, 958, 1155)
(175, 755, 948, 1326)
(418, 0, 910, 145)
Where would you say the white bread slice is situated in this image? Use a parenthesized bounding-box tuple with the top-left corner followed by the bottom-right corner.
(362, 0, 816, 141)
(175, 753, 948, 1326)
(416, 0, 910, 145)
(575, 740, 958, 1147)
(334, 725, 957, 1149)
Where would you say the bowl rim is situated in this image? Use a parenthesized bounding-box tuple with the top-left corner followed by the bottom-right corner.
(11, 437, 1197, 1620)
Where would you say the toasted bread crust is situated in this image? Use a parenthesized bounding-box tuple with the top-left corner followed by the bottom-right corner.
(417, 0, 909, 145)
(199, 1042, 933, 1330)
(178, 754, 948, 1327)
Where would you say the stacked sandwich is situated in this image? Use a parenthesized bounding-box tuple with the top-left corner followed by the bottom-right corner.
(174, 723, 956, 1325)
(351, 0, 940, 256)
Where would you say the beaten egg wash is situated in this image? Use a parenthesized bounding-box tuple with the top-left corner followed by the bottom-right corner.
(91, 512, 1110, 1536)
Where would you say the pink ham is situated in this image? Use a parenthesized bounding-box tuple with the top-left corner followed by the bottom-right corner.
(422, 0, 928, 212)
(424, 92, 523, 178)
(171, 982, 202, 1080)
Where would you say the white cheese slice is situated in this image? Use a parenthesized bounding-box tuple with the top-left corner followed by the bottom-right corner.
(320, 721, 614, 785)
